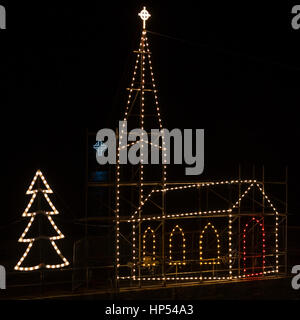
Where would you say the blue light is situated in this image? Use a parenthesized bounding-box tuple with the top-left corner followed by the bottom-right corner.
(90, 171, 109, 182)
(93, 141, 108, 156)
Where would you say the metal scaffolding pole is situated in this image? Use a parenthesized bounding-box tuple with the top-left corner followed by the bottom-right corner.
(262, 166, 265, 275)
(238, 164, 241, 277)
(85, 128, 89, 289)
(285, 166, 288, 275)
(162, 178, 166, 287)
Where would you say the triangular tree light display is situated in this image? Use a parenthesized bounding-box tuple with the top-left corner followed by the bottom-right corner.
(15, 170, 70, 271)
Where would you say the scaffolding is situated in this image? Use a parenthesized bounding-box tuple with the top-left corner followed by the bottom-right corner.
(0, 7, 290, 301)
(86, 7, 288, 290)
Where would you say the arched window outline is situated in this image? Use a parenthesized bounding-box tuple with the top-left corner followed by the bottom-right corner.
(142, 227, 156, 266)
(169, 225, 186, 265)
(242, 217, 265, 277)
(199, 222, 221, 265)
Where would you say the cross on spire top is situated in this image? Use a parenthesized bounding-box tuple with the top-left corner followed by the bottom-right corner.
(138, 6, 151, 29)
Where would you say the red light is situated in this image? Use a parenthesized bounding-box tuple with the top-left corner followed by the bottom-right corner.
(242, 217, 265, 277)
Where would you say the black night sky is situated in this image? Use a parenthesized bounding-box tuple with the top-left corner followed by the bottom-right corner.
(1, 1, 300, 251)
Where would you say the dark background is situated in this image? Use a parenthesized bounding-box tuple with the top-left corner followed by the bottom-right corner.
(1, 1, 300, 245)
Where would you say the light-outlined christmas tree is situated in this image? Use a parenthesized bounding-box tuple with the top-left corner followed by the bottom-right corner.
(15, 170, 70, 271)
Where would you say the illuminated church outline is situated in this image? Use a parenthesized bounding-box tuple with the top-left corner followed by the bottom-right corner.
(115, 7, 282, 283)
(121, 182, 280, 280)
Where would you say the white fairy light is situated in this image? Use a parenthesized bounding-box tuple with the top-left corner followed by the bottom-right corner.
(169, 225, 186, 266)
(199, 222, 221, 265)
(142, 227, 156, 266)
(123, 181, 280, 281)
(14, 170, 70, 271)
(116, 8, 282, 283)
(116, 9, 168, 278)
(138, 7, 151, 30)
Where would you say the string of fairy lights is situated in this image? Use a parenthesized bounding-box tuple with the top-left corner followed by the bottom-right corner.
(10, 9, 283, 280)
(199, 223, 221, 265)
(14, 170, 70, 272)
(142, 227, 156, 267)
(243, 217, 265, 277)
(115, 25, 143, 276)
(130, 180, 258, 220)
(120, 180, 280, 281)
(256, 183, 279, 273)
(116, 7, 167, 280)
(118, 270, 277, 281)
(169, 225, 186, 265)
(138, 29, 146, 278)
(127, 209, 230, 223)
(115, 7, 282, 282)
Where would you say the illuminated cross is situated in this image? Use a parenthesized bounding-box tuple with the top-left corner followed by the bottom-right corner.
(138, 6, 151, 29)
(93, 141, 108, 156)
